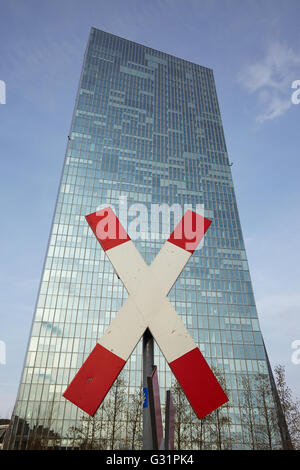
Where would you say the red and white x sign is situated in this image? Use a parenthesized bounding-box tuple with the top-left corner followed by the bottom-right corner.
(63, 208, 228, 418)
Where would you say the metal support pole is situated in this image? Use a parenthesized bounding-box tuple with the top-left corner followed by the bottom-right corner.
(165, 390, 175, 450)
(142, 328, 154, 450)
(165, 390, 171, 450)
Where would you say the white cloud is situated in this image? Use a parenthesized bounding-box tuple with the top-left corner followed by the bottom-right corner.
(239, 42, 300, 123)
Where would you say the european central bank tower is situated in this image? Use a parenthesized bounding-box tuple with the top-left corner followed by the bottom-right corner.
(5, 28, 289, 450)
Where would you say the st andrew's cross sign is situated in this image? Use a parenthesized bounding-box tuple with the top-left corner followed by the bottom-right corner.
(63, 208, 228, 418)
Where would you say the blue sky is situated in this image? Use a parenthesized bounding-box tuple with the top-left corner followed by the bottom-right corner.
(0, 0, 299, 416)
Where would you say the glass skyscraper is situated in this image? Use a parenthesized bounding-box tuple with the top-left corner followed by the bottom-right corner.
(5, 28, 289, 450)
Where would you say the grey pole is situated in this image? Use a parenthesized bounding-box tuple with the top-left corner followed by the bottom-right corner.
(142, 328, 154, 450)
(165, 390, 171, 450)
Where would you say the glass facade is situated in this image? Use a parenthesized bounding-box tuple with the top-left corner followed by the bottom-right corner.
(5, 28, 286, 450)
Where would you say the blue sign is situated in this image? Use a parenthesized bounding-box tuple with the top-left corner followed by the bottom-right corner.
(143, 387, 148, 408)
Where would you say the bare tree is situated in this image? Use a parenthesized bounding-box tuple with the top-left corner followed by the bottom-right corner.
(171, 381, 194, 450)
(67, 374, 128, 450)
(207, 367, 232, 450)
(103, 373, 127, 449)
(274, 364, 300, 450)
(241, 375, 257, 449)
(126, 386, 143, 449)
(191, 412, 210, 450)
(67, 411, 106, 449)
(254, 373, 282, 450)
(171, 370, 231, 451)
